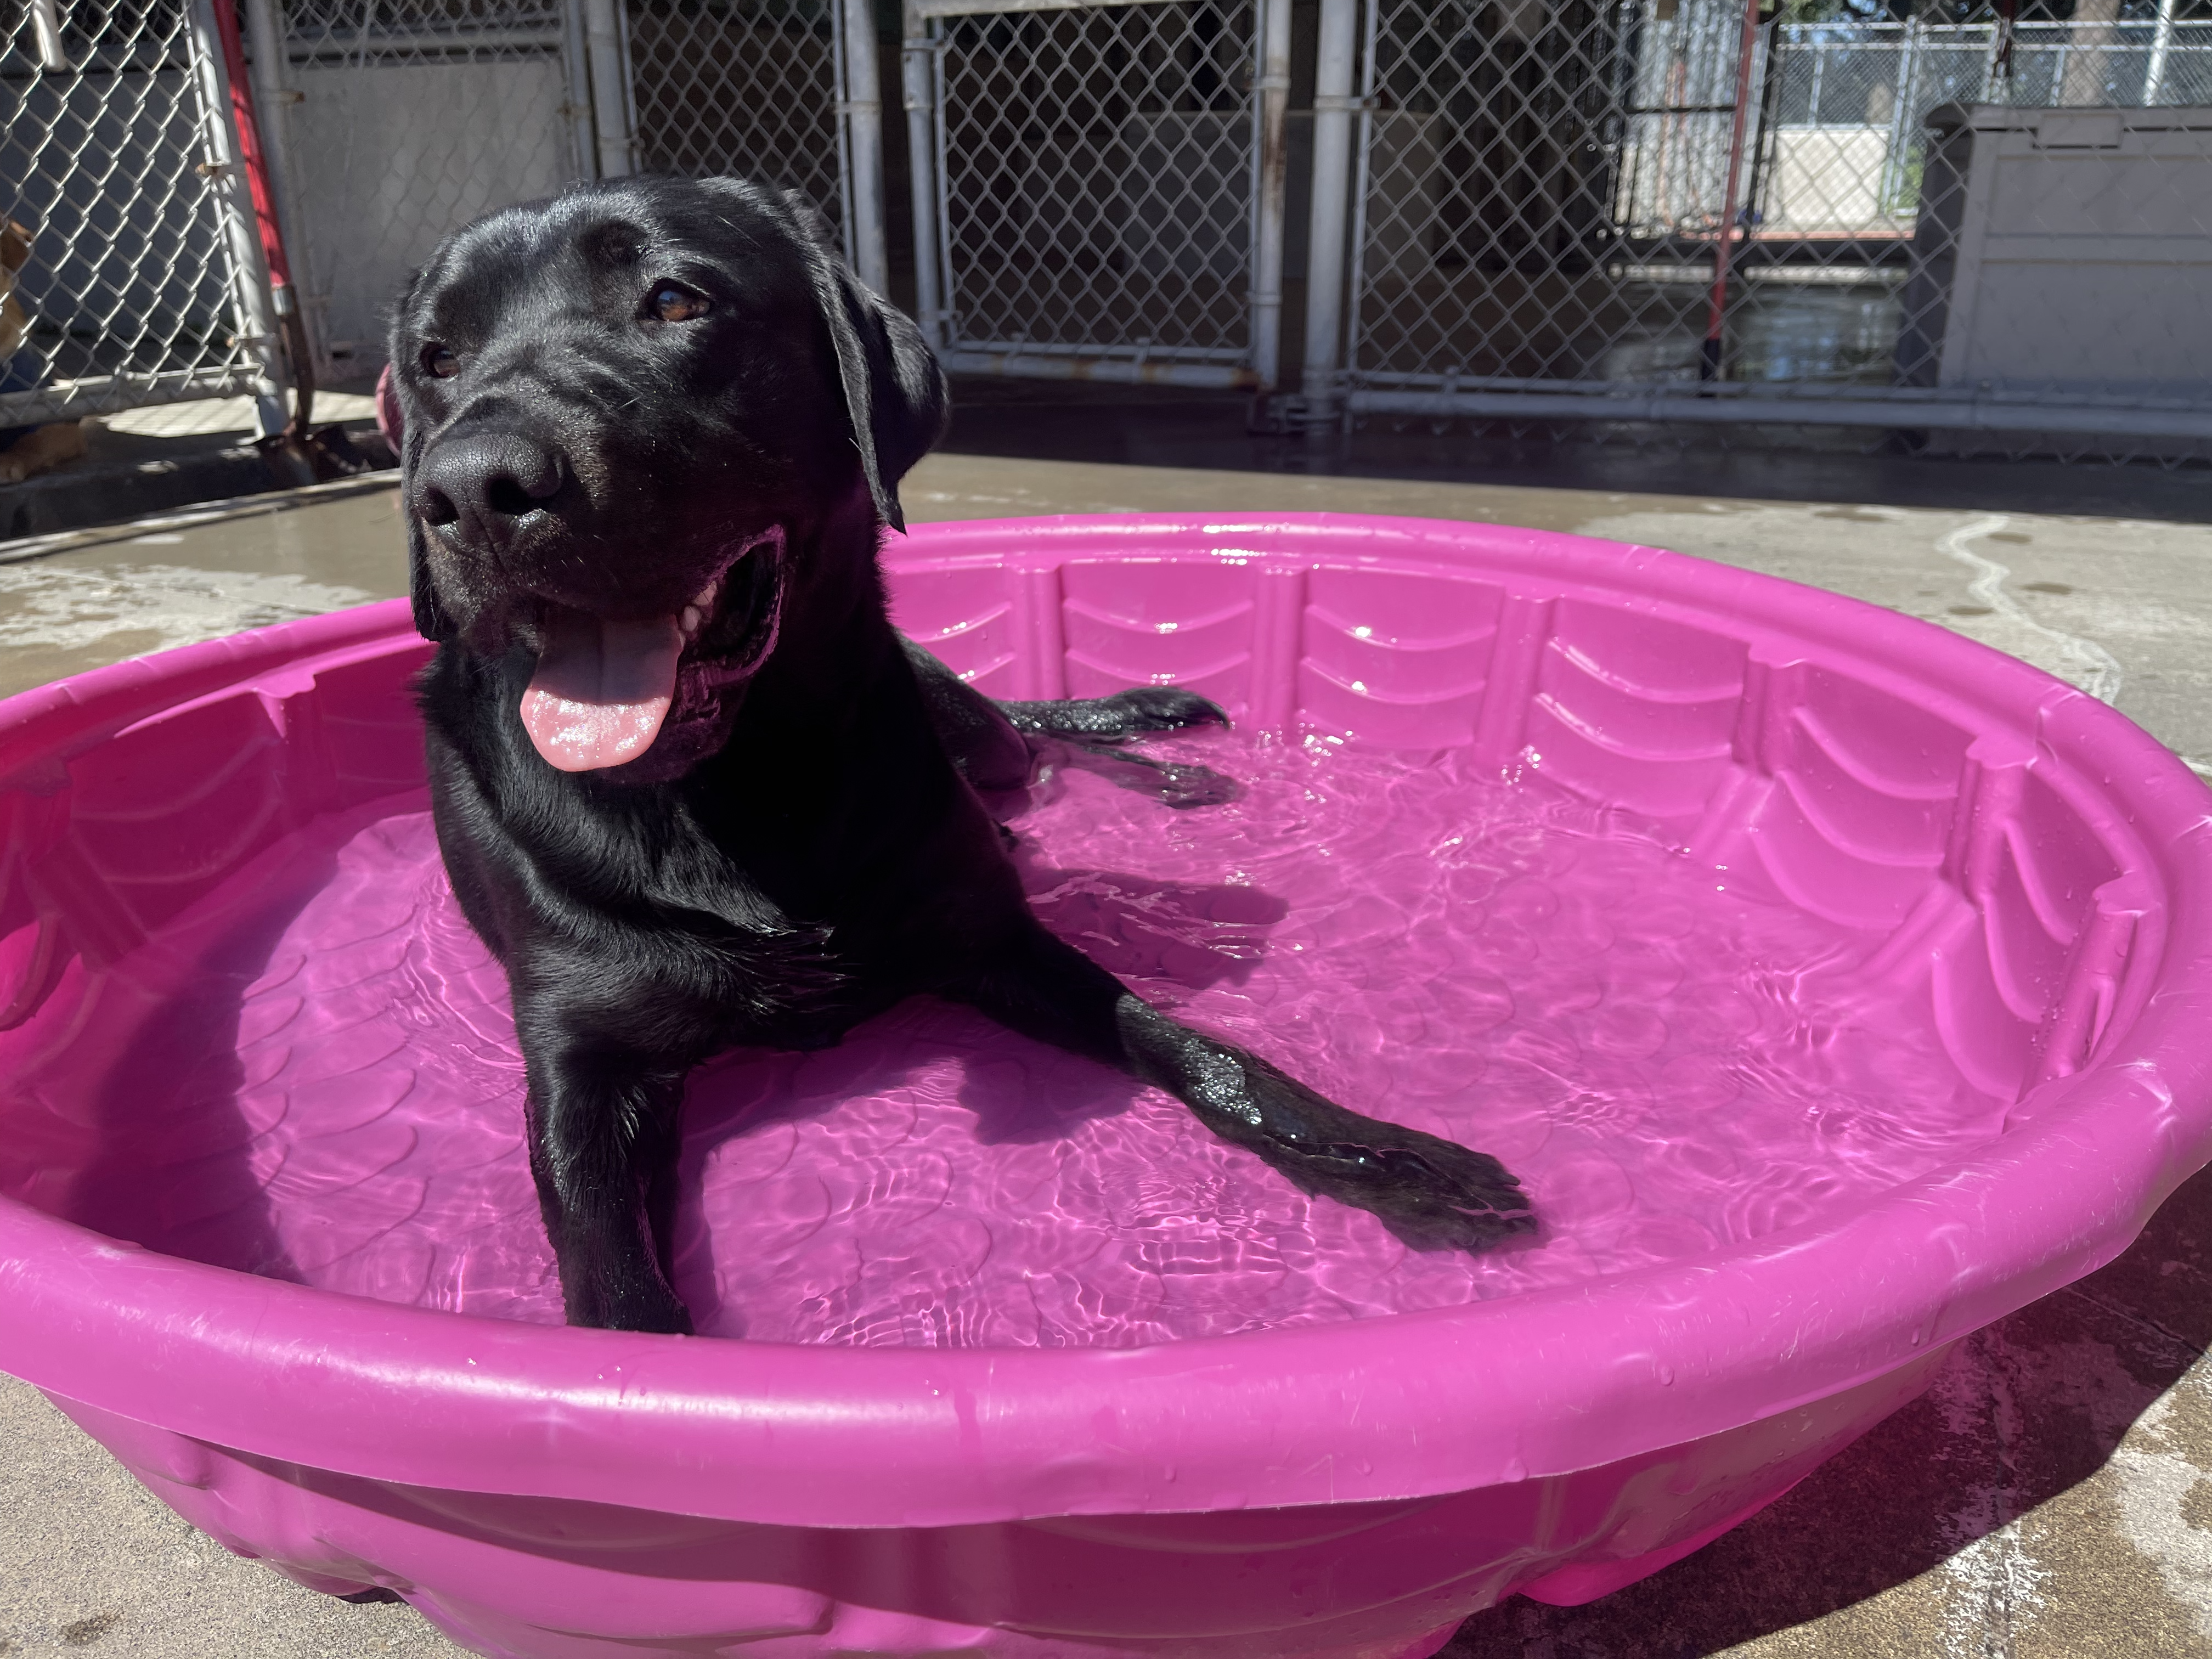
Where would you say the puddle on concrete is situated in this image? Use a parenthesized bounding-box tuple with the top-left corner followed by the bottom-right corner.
(0, 486, 406, 699)
(1597, 281, 1905, 388)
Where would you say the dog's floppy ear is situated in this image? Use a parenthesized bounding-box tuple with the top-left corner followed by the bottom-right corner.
(403, 426, 458, 643)
(0, 220, 30, 279)
(384, 284, 458, 643)
(786, 199, 947, 535)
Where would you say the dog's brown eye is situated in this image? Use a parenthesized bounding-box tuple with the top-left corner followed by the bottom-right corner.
(422, 345, 458, 379)
(649, 285, 710, 323)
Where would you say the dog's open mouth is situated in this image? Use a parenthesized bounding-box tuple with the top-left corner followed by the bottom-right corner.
(517, 528, 786, 772)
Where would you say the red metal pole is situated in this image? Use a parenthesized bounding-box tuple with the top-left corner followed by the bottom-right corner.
(1701, 0, 1765, 382)
(207, 0, 313, 431)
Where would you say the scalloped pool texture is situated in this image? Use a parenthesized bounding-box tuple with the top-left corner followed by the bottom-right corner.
(2, 514, 2208, 1659)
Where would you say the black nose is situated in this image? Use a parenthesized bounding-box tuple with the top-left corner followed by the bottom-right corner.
(414, 432, 563, 544)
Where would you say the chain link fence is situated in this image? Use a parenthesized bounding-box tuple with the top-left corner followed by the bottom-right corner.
(1295, 0, 2212, 462)
(1338, 0, 1648, 391)
(4, 0, 283, 428)
(1762, 19, 2212, 238)
(13, 0, 2212, 463)
(7, 0, 873, 433)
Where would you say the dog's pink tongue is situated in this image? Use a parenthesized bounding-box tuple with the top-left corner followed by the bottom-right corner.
(520, 610, 684, 771)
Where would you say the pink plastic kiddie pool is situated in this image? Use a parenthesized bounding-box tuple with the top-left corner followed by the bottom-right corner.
(2, 512, 2209, 1659)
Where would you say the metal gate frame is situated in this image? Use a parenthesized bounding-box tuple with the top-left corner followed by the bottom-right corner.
(902, 0, 1291, 391)
(2, 0, 289, 431)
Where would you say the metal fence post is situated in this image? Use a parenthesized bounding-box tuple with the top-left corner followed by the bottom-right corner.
(1301, 0, 1361, 431)
(584, 0, 634, 178)
(2147, 0, 2180, 104)
(1698, 0, 1764, 382)
(187, 0, 290, 435)
(842, 0, 890, 295)
(901, 3, 947, 351)
(28, 0, 67, 70)
(1881, 16, 1920, 215)
(561, 0, 599, 182)
(1249, 0, 1291, 392)
(239, 0, 314, 369)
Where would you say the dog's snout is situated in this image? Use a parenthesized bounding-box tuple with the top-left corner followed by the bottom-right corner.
(414, 432, 565, 545)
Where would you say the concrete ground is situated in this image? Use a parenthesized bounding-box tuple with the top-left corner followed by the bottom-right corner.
(3, 421, 2211, 1657)
(0, 390, 391, 544)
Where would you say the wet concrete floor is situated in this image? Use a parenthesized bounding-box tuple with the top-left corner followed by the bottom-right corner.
(3, 448, 2211, 1657)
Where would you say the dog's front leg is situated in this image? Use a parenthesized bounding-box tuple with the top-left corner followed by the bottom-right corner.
(900, 640, 1235, 809)
(952, 923, 1535, 1252)
(519, 1023, 693, 1334)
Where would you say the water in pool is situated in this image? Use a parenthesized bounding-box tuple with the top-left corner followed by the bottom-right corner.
(8, 731, 2007, 1346)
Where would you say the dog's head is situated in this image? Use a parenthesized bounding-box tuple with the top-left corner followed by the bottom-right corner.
(387, 177, 946, 782)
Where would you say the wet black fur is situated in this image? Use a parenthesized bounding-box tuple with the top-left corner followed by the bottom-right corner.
(391, 176, 1533, 1333)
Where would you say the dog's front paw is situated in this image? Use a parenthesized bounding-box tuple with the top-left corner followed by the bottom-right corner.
(596, 1294, 695, 1336)
(1148, 761, 1239, 810)
(1234, 1062, 1534, 1252)
(1058, 741, 1241, 809)
(1290, 1126, 1534, 1252)
(565, 1274, 696, 1335)
(1096, 687, 1231, 736)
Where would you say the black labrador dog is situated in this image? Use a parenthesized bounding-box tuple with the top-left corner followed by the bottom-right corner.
(388, 176, 1532, 1334)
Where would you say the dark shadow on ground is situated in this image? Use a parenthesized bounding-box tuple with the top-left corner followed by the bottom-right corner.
(1436, 1159, 2212, 1657)
(938, 379, 2212, 526)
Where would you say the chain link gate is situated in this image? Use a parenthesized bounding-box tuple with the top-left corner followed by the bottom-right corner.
(1295, 0, 2212, 461)
(4, 0, 286, 428)
(903, 0, 1290, 390)
(245, 0, 590, 385)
